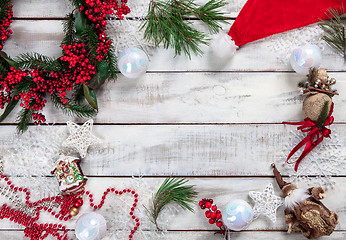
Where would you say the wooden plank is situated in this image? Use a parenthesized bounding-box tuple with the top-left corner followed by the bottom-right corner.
(11, 0, 245, 18)
(0, 230, 344, 240)
(3, 20, 345, 72)
(0, 178, 344, 232)
(1, 71, 345, 124)
(0, 124, 345, 176)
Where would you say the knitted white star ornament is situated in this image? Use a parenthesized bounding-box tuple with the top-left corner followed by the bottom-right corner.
(62, 119, 100, 158)
(249, 183, 283, 223)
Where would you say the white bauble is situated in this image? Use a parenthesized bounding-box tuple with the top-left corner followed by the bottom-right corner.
(222, 199, 253, 231)
(290, 45, 322, 75)
(75, 212, 107, 240)
(118, 47, 149, 78)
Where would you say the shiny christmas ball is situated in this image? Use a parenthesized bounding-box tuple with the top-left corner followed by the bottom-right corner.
(75, 212, 107, 240)
(222, 199, 253, 231)
(290, 45, 322, 75)
(118, 47, 149, 78)
(70, 207, 79, 216)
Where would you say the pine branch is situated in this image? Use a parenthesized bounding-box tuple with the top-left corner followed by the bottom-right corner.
(320, 7, 346, 59)
(105, 37, 118, 80)
(51, 94, 97, 119)
(141, 0, 227, 58)
(0, 60, 9, 76)
(16, 107, 34, 134)
(146, 177, 198, 230)
(15, 52, 62, 72)
(62, 13, 76, 46)
(80, 25, 99, 61)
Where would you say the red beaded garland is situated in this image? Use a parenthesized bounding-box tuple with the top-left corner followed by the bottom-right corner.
(0, 174, 140, 240)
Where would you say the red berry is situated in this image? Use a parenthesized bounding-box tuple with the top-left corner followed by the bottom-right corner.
(205, 202, 212, 208)
(211, 205, 217, 211)
(205, 211, 211, 218)
(210, 212, 216, 219)
(209, 219, 215, 224)
(216, 213, 222, 219)
(216, 221, 223, 227)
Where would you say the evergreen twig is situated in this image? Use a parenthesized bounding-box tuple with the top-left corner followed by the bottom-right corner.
(51, 94, 98, 119)
(105, 37, 118, 80)
(15, 52, 61, 72)
(62, 13, 76, 46)
(320, 7, 346, 59)
(145, 177, 198, 231)
(141, 0, 227, 58)
(16, 107, 34, 134)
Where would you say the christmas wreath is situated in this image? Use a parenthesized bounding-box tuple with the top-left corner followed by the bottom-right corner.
(0, 0, 130, 132)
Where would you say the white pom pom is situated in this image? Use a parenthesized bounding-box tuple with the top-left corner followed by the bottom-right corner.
(211, 32, 238, 58)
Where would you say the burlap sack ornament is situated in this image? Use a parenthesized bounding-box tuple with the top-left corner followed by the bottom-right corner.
(283, 68, 338, 171)
(303, 93, 332, 122)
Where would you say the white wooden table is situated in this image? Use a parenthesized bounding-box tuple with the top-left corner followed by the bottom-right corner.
(0, 0, 345, 239)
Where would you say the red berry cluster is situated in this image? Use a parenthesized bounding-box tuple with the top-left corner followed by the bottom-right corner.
(80, 0, 130, 61)
(199, 198, 226, 232)
(0, 1, 13, 50)
(0, 43, 97, 125)
(0, 68, 27, 108)
(60, 43, 96, 84)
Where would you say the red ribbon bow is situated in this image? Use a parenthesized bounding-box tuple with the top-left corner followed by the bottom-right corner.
(283, 103, 334, 171)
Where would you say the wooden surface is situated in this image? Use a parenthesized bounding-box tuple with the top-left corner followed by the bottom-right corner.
(0, 0, 345, 239)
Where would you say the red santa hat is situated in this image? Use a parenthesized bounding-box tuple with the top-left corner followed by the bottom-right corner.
(212, 0, 344, 58)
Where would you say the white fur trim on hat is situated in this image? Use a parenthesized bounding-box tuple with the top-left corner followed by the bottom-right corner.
(210, 32, 238, 58)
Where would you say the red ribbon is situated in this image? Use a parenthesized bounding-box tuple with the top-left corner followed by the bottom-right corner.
(283, 103, 334, 171)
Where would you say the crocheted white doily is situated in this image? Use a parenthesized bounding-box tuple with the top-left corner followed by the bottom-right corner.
(281, 127, 345, 189)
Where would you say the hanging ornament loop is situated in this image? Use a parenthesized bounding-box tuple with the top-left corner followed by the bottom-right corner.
(283, 103, 334, 171)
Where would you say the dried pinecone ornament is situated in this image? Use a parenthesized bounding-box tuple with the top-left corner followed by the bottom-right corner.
(283, 68, 338, 171)
(272, 164, 338, 239)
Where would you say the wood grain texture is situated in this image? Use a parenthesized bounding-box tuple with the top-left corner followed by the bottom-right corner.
(0, 71, 345, 124)
(3, 20, 345, 72)
(11, 0, 245, 18)
(1, 1, 345, 239)
(0, 178, 344, 231)
(0, 124, 345, 176)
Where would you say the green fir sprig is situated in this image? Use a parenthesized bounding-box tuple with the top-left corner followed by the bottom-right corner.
(141, 0, 228, 58)
(15, 52, 62, 72)
(146, 177, 198, 231)
(316, 101, 330, 129)
(51, 94, 98, 119)
(320, 7, 346, 59)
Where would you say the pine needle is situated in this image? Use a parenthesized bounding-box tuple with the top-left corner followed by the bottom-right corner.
(141, 0, 228, 58)
(16, 107, 34, 134)
(320, 7, 346, 59)
(15, 52, 61, 72)
(146, 177, 198, 230)
(62, 13, 76, 46)
(51, 94, 98, 119)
